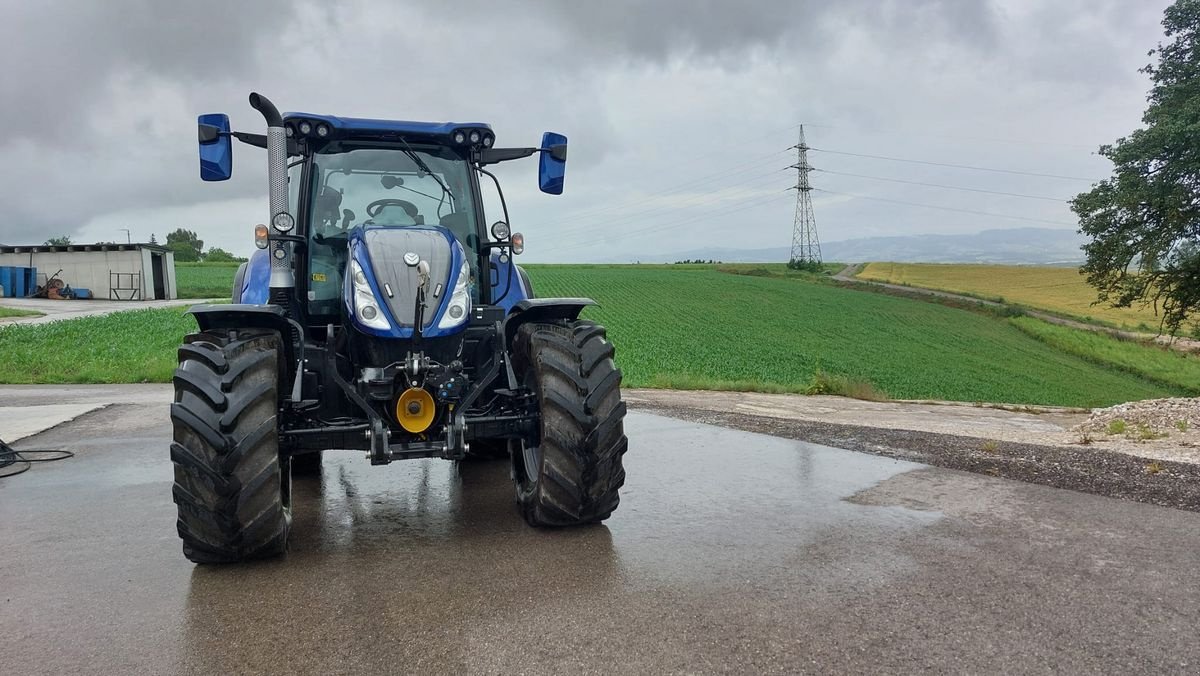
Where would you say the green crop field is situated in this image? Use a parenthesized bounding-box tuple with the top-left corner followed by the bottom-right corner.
(175, 262, 241, 299)
(0, 307, 196, 383)
(2, 263, 1192, 407)
(856, 262, 1162, 330)
(523, 265, 1182, 407)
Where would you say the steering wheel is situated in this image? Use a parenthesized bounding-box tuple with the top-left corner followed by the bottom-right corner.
(365, 199, 419, 220)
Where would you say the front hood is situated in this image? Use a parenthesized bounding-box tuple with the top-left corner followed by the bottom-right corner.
(359, 226, 459, 328)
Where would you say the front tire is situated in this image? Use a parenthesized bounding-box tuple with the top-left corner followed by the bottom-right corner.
(512, 320, 628, 526)
(170, 329, 291, 563)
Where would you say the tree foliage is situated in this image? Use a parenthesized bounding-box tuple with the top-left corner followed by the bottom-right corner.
(169, 242, 199, 262)
(166, 229, 204, 262)
(203, 247, 245, 263)
(1072, 0, 1200, 335)
(44, 235, 72, 246)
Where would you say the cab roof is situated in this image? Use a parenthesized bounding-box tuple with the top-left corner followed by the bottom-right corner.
(284, 112, 492, 140)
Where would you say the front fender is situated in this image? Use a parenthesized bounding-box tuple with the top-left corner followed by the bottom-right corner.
(187, 304, 301, 371)
(502, 298, 596, 346)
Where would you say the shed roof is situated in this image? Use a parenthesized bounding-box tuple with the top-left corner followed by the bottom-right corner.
(0, 243, 170, 254)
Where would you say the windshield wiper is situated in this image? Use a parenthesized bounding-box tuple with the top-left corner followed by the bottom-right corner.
(398, 138, 454, 203)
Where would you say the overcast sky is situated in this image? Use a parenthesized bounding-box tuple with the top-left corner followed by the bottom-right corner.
(0, 0, 1173, 262)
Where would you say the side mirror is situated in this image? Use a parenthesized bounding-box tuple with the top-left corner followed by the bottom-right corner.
(198, 113, 233, 181)
(538, 132, 567, 195)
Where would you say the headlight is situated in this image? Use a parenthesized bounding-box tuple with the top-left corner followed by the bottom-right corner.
(298, 121, 312, 135)
(350, 259, 390, 330)
(272, 212, 294, 232)
(437, 261, 472, 329)
(482, 133, 494, 148)
(453, 131, 466, 144)
(316, 124, 329, 138)
(491, 221, 510, 240)
(469, 130, 481, 144)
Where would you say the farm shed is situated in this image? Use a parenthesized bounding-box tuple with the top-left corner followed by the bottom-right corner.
(0, 243, 177, 300)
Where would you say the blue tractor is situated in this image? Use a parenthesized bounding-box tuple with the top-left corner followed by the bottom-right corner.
(173, 93, 628, 563)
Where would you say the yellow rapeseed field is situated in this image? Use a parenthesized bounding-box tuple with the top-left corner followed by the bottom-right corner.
(856, 262, 1163, 330)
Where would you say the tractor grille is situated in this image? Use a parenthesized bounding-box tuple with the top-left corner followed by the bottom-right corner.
(363, 227, 453, 328)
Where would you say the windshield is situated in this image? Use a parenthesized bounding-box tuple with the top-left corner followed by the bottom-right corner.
(305, 144, 480, 316)
(312, 145, 475, 233)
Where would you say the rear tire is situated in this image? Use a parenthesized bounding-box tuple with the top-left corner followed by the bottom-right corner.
(464, 440, 510, 461)
(290, 450, 323, 475)
(512, 320, 628, 526)
(170, 329, 291, 564)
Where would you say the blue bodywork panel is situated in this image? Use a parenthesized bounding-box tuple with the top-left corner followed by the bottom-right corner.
(237, 248, 270, 304)
(489, 254, 532, 313)
(344, 226, 468, 339)
(284, 112, 492, 143)
(238, 234, 532, 324)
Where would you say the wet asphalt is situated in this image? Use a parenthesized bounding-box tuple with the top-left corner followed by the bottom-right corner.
(3, 393, 1200, 674)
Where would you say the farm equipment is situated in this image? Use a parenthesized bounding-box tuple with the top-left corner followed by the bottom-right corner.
(172, 93, 628, 563)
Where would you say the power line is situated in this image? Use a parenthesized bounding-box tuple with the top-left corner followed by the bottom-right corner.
(816, 169, 1070, 202)
(533, 165, 791, 238)
(814, 189, 1076, 227)
(539, 191, 796, 256)
(809, 147, 1103, 182)
(532, 148, 791, 229)
(798, 122, 1098, 151)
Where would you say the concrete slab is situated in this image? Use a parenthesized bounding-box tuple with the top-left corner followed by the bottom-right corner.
(0, 297, 197, 325)
(4, 404, 1200, 673)
(0, 403, 106, 441)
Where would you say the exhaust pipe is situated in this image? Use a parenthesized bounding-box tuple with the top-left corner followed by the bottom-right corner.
(248, 92, 294, 296)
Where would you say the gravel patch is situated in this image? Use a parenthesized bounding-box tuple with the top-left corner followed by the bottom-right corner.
(1077, 397, 1199, 438)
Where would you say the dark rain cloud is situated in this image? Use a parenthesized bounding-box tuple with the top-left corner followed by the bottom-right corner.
(0, 0, 1174, 252)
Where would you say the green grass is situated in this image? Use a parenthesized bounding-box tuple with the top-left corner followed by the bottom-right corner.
(1009, 316, 1200, 394)
(175, 262, 239, 299)
(0, 307, 195, 383)
(524, 265, 1178, 407)
(0, 305, 43, 318)
(0, 264, 1188, 407)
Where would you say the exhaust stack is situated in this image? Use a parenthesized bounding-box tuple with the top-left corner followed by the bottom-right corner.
(249, 92, 294, 295)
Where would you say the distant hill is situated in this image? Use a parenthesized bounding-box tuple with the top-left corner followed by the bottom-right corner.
(647, 227, 1086, 265)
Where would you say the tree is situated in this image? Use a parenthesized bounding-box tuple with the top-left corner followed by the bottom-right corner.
(203, 247, 244, 263)
(166, 228, 204, 261)
(44, 235, 72, 246)
(1072, 0, 1200, 336)
(169, 242, 200, 262)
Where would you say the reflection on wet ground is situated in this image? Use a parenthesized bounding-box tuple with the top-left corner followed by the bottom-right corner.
(5, 404, 1200, 673)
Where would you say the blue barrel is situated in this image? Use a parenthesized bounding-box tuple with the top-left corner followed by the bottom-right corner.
(12, 266, 25, 297)
(0, 267, 12, 297)
(8, 266, 26, 297)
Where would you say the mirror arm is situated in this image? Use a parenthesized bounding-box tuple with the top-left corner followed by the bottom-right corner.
(231, 131, 302, 155)
(478, 147, 538, 166)
(231, 131, 267, 149)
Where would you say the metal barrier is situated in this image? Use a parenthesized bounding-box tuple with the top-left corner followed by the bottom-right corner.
(109, 271, 141, 300)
